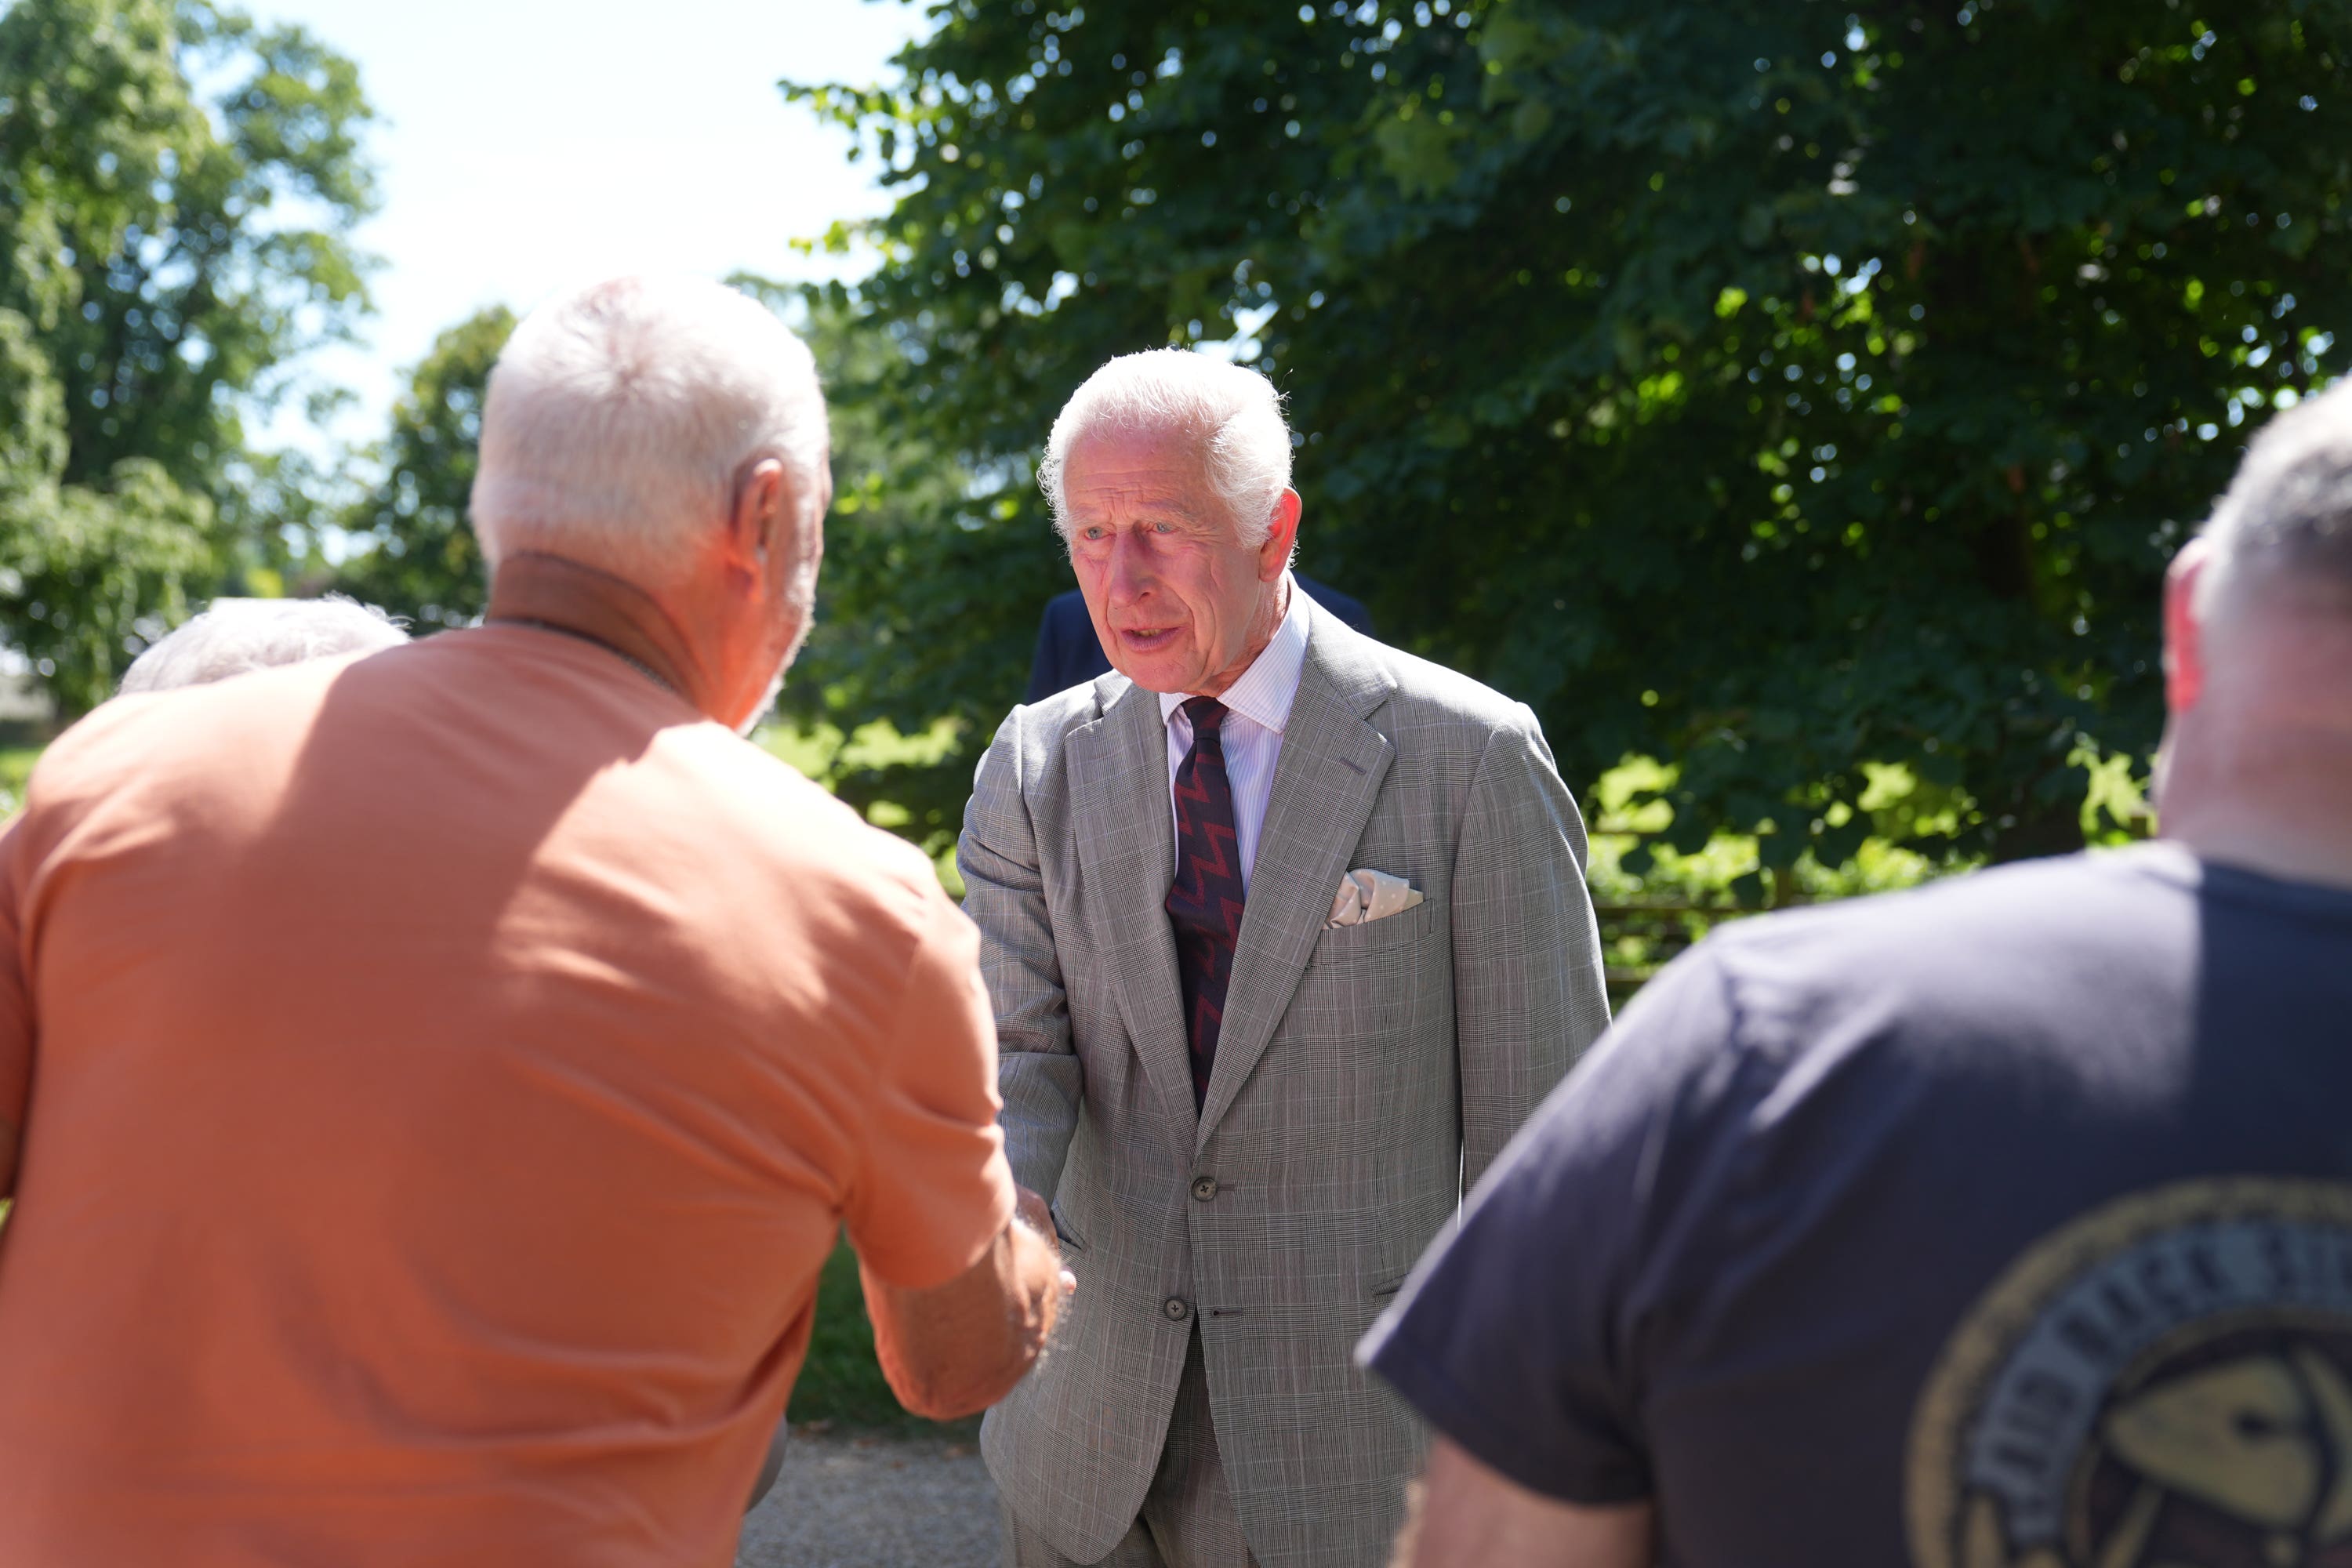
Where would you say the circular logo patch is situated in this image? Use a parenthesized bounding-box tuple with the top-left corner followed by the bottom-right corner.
(1907, 1178, 2352, 1568)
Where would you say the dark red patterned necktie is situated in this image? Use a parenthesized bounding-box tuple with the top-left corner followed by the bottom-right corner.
(1165, 697, 1245, 1111)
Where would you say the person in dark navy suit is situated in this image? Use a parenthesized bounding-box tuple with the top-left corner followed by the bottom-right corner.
(1024, 574, 1373, 704)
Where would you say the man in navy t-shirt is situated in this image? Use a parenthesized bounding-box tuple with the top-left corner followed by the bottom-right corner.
(1359, 381, 2352, 1567)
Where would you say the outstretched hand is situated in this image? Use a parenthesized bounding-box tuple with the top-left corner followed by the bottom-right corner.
(1013, 1185, 1076, 1295)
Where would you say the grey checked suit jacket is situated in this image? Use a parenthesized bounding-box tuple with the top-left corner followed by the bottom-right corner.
(958, 602, 1610, 1568)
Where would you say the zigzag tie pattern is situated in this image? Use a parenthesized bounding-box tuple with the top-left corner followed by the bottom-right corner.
(1164, 696, 1246, 1112)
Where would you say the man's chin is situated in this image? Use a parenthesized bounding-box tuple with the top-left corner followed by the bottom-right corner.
(1108, 641, 1200, 695)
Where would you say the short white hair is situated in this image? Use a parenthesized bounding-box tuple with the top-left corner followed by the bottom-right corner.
(119, 597, 407, 695)
(1038, 350, 1293, 544)
(2198, 376, 2352, 620)
(470, 275, 828, 583)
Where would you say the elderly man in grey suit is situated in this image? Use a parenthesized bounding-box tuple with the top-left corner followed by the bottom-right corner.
(960, 349, 1612, 1568)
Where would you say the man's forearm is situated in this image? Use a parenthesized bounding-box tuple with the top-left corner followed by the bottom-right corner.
(1392, 1439, 1652, 1568)
(862, 1215, 1068, 1421)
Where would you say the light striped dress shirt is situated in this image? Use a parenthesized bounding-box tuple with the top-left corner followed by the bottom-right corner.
(1157, 578, 1312, 895)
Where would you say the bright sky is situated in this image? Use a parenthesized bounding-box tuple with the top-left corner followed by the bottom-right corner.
(241, 0, 928, 450)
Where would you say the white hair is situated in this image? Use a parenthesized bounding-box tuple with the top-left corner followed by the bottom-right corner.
(470, 275, 828, 583)
(1038, 349, 1293, 544)
(119, 597, 408, 695)
(2198, 377, 2352, 620)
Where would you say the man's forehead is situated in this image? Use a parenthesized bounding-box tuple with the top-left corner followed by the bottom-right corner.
(1065, 427, 1206, 486)
(1064, 428, 1221, 521)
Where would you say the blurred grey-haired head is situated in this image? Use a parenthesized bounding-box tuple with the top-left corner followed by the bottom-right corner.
(2197, 378, 2352, 623)
(118, 597, 408, 696)
(1039, 349, 1294, 546)
(470, 275, 829, 587)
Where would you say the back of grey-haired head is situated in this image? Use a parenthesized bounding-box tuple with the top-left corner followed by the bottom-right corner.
(470, 275, 828, 584)
(1039, 349, 1293, 545)
(2198, 377, 2352, 620)
(119, 597, 408, 695)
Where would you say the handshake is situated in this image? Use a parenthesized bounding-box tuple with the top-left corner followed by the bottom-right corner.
(859, 1184, 1076, 1422)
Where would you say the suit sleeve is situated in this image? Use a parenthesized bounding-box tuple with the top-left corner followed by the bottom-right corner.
(957, 709, 1083, 1201)
(1449, 704, 1612, 1192)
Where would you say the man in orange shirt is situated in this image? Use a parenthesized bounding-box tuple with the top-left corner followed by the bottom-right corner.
(0, 275, 1065, 1566)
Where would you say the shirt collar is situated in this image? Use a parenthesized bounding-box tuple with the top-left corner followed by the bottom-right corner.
(485, 550, 704, 709)
(1158, 575, 1312, 734)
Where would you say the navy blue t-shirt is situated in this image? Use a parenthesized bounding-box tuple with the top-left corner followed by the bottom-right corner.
(1361, 847, 2352, 1568)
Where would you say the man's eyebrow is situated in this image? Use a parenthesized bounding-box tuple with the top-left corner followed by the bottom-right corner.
(1074, 497, 1210, 528)
(1131, 497, 1209, 525)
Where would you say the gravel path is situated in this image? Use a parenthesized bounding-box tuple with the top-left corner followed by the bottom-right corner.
(735, 1429, 999, 1568)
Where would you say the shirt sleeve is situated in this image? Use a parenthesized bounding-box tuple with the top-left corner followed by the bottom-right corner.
(842, 887, 1019, 1290)
(1358, 948, 1744, 1505)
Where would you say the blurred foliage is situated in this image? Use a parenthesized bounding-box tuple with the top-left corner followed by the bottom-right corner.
(753, 713, 967, 891)
(789, 0, 2351, 860)
(0, 0, 375, 710)
(332, 306, 514, 629)
(0, 748, 38, 819)
(1584, 745, 2147, 999)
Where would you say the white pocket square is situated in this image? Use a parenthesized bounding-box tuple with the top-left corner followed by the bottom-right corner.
(1327, 868, 1425, 928)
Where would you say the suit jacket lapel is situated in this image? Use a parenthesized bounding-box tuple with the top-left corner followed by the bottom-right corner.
(1067, 674, 1199, 1135)
(1196, 616, 1396, 1145)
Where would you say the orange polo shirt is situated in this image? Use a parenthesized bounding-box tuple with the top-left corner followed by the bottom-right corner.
(0, 625, 1014, 1566)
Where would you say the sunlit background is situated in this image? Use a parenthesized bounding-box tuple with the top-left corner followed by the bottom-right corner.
(5, 0, 2347, 1483)
(241, 0, 925, 452)
(9, 0, 2340, 962)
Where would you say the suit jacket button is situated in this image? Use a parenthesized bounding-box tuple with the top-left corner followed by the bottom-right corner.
(1163, 1297, 1191, 1323)
(1191, 1176, 1218, 1202)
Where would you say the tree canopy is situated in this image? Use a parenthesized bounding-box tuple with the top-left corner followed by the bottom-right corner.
(0, 0, 375, 709)
(793, 0, 2352, 863)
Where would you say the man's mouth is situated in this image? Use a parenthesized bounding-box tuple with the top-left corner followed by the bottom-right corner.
(1115, 626, 1180, 653)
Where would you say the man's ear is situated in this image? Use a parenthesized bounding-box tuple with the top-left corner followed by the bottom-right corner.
(724, 457, 791, 583)
(1258, 488, 1304, 581)
(2164, 537, 2212, 714)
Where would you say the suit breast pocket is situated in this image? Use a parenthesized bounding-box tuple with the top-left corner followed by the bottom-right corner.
(1280, 899, 1453, 1133)
(1306, 898, 1441, 966)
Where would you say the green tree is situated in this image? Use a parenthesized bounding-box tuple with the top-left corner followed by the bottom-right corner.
(0, 307, 212, 708)
(793, 0, 2352, 862)
(0, 0, 376, 709)
(334, 307, 514, 629)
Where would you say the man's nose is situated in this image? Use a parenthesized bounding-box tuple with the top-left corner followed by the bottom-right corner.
(1104, 531, 1154, 606)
